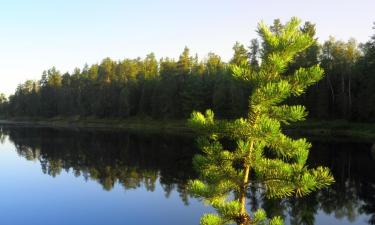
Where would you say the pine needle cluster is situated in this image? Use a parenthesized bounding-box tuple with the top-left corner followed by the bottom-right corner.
(188, 17, 334, 225)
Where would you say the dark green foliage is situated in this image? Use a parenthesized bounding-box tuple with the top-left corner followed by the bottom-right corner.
(0, 47, 248, 120)
(1, 21, 375, 124)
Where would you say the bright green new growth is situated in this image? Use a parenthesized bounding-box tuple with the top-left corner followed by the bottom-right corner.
(188, 17, 334, 225)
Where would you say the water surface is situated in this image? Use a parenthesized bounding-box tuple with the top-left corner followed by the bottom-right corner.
(0, 125, 374, 225)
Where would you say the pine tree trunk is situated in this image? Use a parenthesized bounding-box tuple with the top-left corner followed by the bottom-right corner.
(327, 72, 335, 103)
(237, 141, 254, 225)
(239, 165, 250, 213)
(348, 72, 352, 117)
(238, 165, 251, 225)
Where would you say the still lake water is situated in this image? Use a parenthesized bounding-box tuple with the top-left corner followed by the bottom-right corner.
(0, 125, 374, 225)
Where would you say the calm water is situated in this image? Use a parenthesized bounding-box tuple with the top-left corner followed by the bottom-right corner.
(0, 125, 374, 225)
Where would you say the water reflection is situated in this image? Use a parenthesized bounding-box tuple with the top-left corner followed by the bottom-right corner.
(0, 125, 374, 225)
(0, 126, 197, 205)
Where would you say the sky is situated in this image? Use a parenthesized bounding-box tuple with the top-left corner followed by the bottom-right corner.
(0, 0, 374, 96)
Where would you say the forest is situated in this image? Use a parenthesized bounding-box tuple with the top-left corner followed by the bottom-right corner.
(1, 20, 375, 122)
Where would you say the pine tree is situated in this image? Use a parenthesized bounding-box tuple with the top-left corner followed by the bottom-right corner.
(187, 17, 334, 225)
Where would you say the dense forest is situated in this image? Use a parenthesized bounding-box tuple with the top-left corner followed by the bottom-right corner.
(1, 20, 375, 122)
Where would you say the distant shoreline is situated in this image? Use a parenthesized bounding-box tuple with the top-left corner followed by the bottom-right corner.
(0, 118, 194, 136)
(1, 118, 375, 142)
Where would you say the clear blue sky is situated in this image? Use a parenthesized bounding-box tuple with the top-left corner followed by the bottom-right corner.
(1, 0, 374, 96)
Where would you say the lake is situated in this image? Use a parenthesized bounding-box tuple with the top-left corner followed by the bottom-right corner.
(0, 125, 374, 225)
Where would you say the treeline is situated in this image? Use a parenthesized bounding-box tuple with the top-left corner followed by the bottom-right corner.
(1, 20, 375, 122)
(0, 45, 252, 119)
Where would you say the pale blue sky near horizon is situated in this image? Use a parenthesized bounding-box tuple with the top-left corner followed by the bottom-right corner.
(0, 0, 374, 96)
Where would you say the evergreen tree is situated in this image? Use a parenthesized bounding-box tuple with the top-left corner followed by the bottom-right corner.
(178, 46, 192, 78)
(0, 93, 6, 104)
(187, 17, 334, 225)
(230, 42, 249, 66)
(249, 39, 260, 69)
(0, 93, 7, 116)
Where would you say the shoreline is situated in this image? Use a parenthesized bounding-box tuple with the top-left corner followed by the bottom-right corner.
(0, 118, 194, 136)
(1, 118, 375, 142)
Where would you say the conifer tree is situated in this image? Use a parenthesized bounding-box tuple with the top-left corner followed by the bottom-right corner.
(188, 17, 334, 225)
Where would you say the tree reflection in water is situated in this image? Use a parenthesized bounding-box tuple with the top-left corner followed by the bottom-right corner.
(1, 126, 375, 224)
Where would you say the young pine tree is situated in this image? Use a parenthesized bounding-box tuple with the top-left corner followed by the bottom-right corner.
(188, 17, 334, 225)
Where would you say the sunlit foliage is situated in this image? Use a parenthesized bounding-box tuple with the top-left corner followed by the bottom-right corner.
(187, 17, 334, 225)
